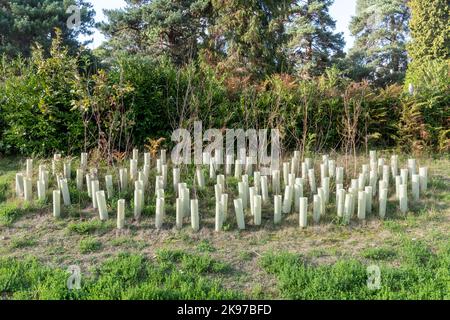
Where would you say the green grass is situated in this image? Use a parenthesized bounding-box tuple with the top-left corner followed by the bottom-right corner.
(156, 248, 231, 274)
(9, 236, 37, 249)
(110, 237, 147, 249)
(0, 201, 23, 226)
(0, 251, 241, 300)
(67, 220, 113, 235)
(0, 158, 21, 203)
(0, 201, 48, 226)
(79, 237, 102, 254)
(0, 175, 12, 202)
(382, 220, 405, 233)
(361, 247, 398, 261)
(260, 240, 450, 299)
(197, 240, 216, 253)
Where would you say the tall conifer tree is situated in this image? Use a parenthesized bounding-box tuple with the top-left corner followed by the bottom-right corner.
(348, 0, 410, 85)
(287, 0, 345, 77)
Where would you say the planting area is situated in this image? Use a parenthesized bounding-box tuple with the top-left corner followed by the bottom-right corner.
(0, 154, 449, 300)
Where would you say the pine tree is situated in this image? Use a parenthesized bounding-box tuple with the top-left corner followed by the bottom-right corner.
(0, 0, 95, 57)
(208, 0, 293, 79)
(100, 0, 213, 65)
(287, 0, 345, 77)
(348, 0, 410, 85)
(101, 0, 294, 78)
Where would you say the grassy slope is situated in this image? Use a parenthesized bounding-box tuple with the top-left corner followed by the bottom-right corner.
(0, 155, 449, 300)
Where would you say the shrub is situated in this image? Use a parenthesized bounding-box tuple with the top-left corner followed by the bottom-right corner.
(0, 30, 446, 156)
(402, 59, 450, 153)
(0, 31, 84, 155)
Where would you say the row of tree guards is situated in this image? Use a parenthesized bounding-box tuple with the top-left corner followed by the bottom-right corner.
(14, 150, 428, 231)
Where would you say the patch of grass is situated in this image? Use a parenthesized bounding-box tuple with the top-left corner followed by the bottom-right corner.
(0, 177, 11, 203)
(180, 253, 231, 274)
(238, 251, 254, 261)
(142, 203, 156, 217)
(0, 202, 22, 226)
(400, 239, 435, 267)
(156, 248, 185, 263)
(9, 236, 37, 249)
(68, 184, 91, 208)
(79, 237, 102, 254)
(383, 220, 405, 233)
(0, 159, 18, 202)
(0, 257, 81, 300)
(110, 237, 147, 250)
(65, 206, 83, 218)
(197, 240, 216, 253)
(308, 249, 327, 258)
(179, 233, 194, 244)
(251, 284, 265, 299)
(67, 220, 113, 235)
(361, 247, 397, 261)
(45, 245, 66, 256)
(260, 243, 449, 299)
(0, 199, 50, 226)
(156, 248, 231, 274)
(429, 176, 448, 191)
(0, 253, 241, 300)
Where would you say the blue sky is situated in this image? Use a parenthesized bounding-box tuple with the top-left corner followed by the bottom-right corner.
(84, 0, 357, 51)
